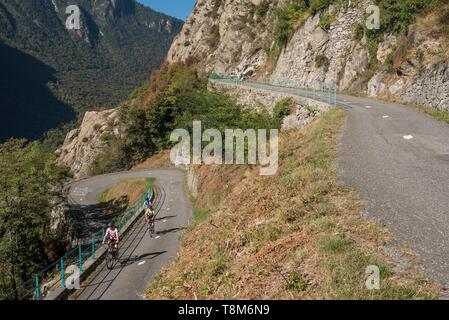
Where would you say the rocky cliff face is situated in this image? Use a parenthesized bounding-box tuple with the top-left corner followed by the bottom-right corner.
(272, 1, 370, 91)
(56, 109, 123, 179)
(167, 0, 287, 76)
(168, 0, 370, 85)
(169, 0, 449, 111)
(400, 61, 449, 111)
(366, 11, 449, 111)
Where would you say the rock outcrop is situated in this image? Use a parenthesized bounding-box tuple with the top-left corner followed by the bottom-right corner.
(272, 1, 370, 91)
(167, 0, 287, 75)
(401, 61, 449, 111)
(169, 0, 371, 89)
(365, 8, 449, 111)
(56, 109, 123, 179)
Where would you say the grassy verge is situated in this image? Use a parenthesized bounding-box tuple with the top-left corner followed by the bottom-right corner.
(145, 109, 439, 300)
(97, 177, 155, 208)
(419, 107, 449, 124)
(392, 99, 449, 125)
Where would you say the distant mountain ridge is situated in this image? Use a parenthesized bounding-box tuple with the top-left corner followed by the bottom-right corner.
(0, 0, 183, 143)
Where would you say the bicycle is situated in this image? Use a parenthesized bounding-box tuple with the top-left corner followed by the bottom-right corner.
(105, 239, 118, 270)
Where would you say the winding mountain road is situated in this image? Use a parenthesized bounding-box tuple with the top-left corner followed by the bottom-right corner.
(68, 169, 192, 300)
(213, 79, 449, 288)
(67, 79, 449, 297)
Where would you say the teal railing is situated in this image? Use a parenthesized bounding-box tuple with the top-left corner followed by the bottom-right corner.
(1, 185, 154, 300)
(209, 76, 338, 107)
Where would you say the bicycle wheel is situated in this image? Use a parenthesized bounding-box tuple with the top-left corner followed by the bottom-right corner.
(106, 251, 114, 269)
(149, 221, 155, 237)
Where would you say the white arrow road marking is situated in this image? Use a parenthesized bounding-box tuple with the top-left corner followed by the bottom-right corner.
(403, 135, 414, 140)
(382, 115, 390, 118)
(138, 261, 146, 266)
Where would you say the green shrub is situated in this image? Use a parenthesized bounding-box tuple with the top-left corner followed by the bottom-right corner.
(285, 271, 308, 292)
(319, 13, 336, 31)
(208, 25, 220, 48)
(385, 53, 395, 73)
(415, 49, 425, 66)
(439, 7, 449, 38)
(206, 0, 222, 18)
(321, 236, 352, 253)
(353, 22, 364, 42)
(129, 84, 147, 100)
(211, 246, 229, 277)
(255, 0, 270, 18)
(310, 0, 334, 14)
(379, 0, 430, 35)
(274, 0, 340, 46)
(212, 0, 222, 10)
(193, 207, 212, 224)
(315, 54, 330, 70)
(275, 1, 309, 46)
(273, 97, 293, 125)
(365, 29, 382, 66)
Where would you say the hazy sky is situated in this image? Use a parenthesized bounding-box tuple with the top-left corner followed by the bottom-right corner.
(136, 0, 196, 20)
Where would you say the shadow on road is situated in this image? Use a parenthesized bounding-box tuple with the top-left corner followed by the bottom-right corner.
(156, 215, 177, 221)
(156, 227, 185, 235)
(68, 196, 130, 242)
(119, 251, 167, 267)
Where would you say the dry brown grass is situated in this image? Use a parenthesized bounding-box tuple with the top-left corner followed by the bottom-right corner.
(132, 150, 174, 171)
(97, 177, 154, 208)
(145, 109, 440, 300)
(410, 4, 449, 63)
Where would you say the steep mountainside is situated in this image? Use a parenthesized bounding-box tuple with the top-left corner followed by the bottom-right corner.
(48, 0, 448, 300)
(168, 0, 449, 111)
(0, 0, 182, 142)
(167, 0, 287, 76)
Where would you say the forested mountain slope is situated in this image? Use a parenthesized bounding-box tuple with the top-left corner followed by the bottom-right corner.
(0, 0, 182, 143)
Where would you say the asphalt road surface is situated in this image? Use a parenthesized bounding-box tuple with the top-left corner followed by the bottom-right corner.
(213, 80, 449, 288)
(69, 169, 192, 300)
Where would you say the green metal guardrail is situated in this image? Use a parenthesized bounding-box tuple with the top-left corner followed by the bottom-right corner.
(1, 186, 154, 301)
(209, 76, 338, 107)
